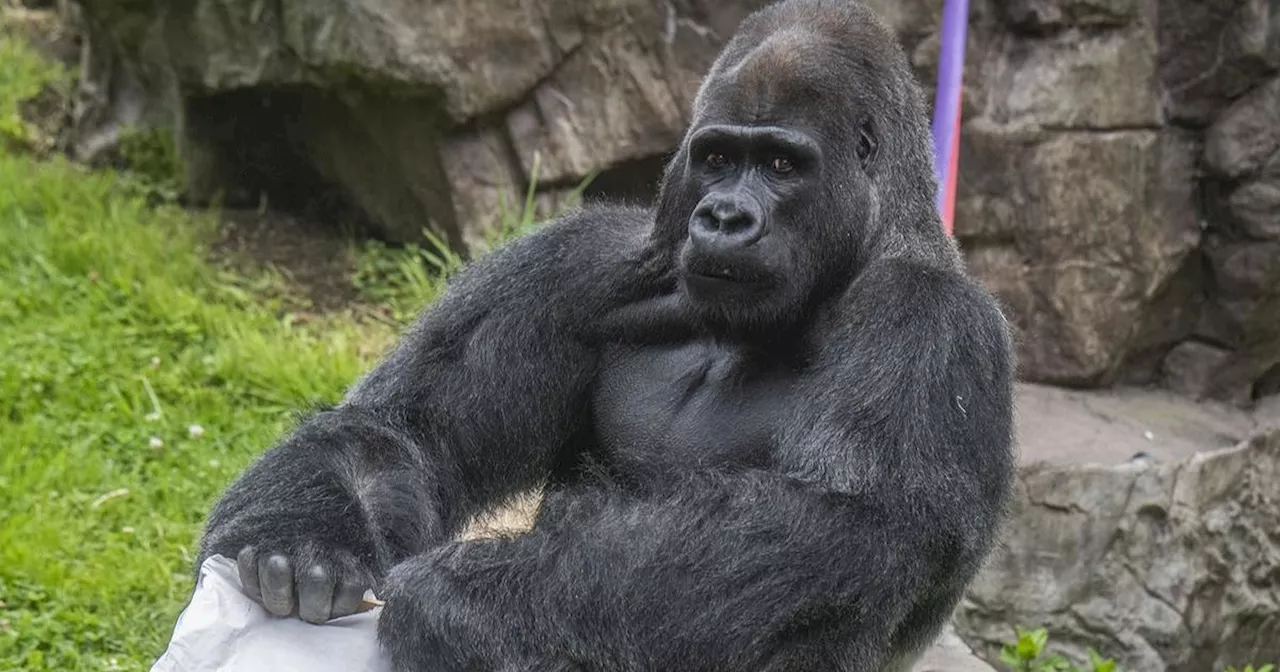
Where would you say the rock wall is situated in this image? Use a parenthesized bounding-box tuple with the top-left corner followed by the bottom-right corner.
(67, 0, 1280, 392)
(947, 0, 1280, 398)
(957, 424, 1280, 672)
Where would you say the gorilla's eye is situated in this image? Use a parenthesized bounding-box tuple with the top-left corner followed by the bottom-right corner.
(856, 126, 878, 165)
(705, 152, 729, 169)
(770, 157, 795, 174)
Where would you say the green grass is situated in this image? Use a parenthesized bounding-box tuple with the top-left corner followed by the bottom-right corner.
(0, 18, 601, 670)
(0, 149, 421, 669)
(0, 33, 585, 668)
(0, 29, 422, 670)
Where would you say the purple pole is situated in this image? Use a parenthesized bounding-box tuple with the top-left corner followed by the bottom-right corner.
(931, 0, 970, 230)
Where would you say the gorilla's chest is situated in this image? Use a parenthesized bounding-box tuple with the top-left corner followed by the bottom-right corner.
(591, 341, 796, 473)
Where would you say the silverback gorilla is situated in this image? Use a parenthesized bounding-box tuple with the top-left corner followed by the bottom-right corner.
(197, 0, 1017, 669)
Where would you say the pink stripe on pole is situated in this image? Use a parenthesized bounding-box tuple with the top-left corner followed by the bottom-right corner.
(931, 0, 970, 237)
(942, 99, 961, 235)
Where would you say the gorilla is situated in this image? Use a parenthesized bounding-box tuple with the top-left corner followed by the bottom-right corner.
(197, 1, 1017, 670)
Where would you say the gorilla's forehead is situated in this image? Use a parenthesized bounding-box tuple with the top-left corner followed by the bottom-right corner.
(710, 32, 837, 123)
(694, 11, 898, 129)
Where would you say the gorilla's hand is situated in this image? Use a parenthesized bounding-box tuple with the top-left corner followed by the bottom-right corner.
(196, 416, 411, 624)
(235, 542, 376, 623)
(199, 465, 385, 623)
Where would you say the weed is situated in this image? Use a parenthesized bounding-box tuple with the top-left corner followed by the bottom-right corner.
(999, 627, 1118, 672)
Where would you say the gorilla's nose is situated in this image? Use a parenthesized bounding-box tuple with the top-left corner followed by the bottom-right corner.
(690, 196, 765, 251)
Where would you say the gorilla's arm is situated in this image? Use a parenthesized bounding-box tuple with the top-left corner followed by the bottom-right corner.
(376, 259, 1016, 671)
(197, 206, 678, 622)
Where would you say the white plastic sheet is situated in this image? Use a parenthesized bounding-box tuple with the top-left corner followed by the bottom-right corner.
(151, 554, 391, 672)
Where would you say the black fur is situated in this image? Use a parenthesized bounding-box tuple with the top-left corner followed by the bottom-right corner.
(196, 1, 1016, 670)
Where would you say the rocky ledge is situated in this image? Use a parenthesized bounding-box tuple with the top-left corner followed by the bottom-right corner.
(953, 385, 1280, 672)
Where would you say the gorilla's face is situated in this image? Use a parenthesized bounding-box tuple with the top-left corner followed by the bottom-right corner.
(677, 122, 827, 310)
(651, 0, 942, 336)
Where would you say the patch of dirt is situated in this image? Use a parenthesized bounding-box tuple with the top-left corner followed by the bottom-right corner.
(208, 207, 369, 315)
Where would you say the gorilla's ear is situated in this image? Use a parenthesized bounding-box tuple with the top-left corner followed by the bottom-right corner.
(856, 119, 879, 170)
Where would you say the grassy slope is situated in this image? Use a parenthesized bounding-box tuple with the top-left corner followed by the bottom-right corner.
(0, 20, 578, 666)
(0, 30, 447, 671)
(0, 150, 412, 670)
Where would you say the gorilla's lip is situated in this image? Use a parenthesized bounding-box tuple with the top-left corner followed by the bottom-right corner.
(683, 264, 768, 285)
(682, 251, 769, 283)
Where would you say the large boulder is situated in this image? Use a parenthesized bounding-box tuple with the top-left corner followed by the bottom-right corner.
(949, 0, 1279, 394)
(956, 385, 1280, 672)
(1198, 77, 1280, 400)
(70, 0, 773, 248)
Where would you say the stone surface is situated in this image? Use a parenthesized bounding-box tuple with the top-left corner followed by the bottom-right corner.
(1205, 77, 1280, 180)
(1158, 0, 1280, 124)
(909, 625, 997, 672)
(1161, 341, 1237, 399)
(1002, 0, 1139, 34)
(982, 23, 1160, 129)
(441, 127, 528, 250)
(958, 431, 1280, 672)
(70, 0, 729, 244)
(1230, 179, 1280, 240)
(1013, 382, 1261, 467)
(956, 387, 1280, 672)
(956, 127, 1201, 385)
(950, 0, 1276, 390)
(45, 0, 1280, 392)
(504, 22, 687, 186)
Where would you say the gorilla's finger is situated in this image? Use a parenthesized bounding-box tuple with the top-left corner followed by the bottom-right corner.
(331, 576, 368, 618)
(298, 564, 336, 624)
(260, 554, 295, 617)
(236, 546, 262, 601)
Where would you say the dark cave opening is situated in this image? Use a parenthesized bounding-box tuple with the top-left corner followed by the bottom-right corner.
(580, 153, 672, 207)
(181, 87, 373, 238)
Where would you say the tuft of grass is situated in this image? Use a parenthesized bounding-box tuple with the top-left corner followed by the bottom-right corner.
(999, 627, 1119, 672)
(0, 29, 69, 153)
(349, 229, 460, 324)
(999, 626, 1275, 672)
(348, 152, 596, 323)
(115, 126, 185, 204)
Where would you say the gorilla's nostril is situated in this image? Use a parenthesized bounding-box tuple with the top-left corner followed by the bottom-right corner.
(710, 203, 752, 233)
(690, 196, 765, 249)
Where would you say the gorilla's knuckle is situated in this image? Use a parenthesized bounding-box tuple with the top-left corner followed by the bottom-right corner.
(303, 564, 331, 585)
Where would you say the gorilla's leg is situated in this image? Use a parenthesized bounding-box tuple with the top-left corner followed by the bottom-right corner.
(377, 476, 914, 672)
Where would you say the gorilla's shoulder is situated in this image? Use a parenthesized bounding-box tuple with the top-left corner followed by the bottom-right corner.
(540, 203, 654, 237)
(844, 257, 1011, 333)
(478, 203, 657, 267)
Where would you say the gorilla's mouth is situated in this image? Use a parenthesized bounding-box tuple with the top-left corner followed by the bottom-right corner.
(685, 256, 763, 281)
(692, 266, 746, 281)
(681, 255, 772, 295)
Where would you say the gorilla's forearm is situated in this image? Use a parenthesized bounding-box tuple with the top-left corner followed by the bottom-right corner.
(196, 206, 678, 619)
(198, 408, 442, 572)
